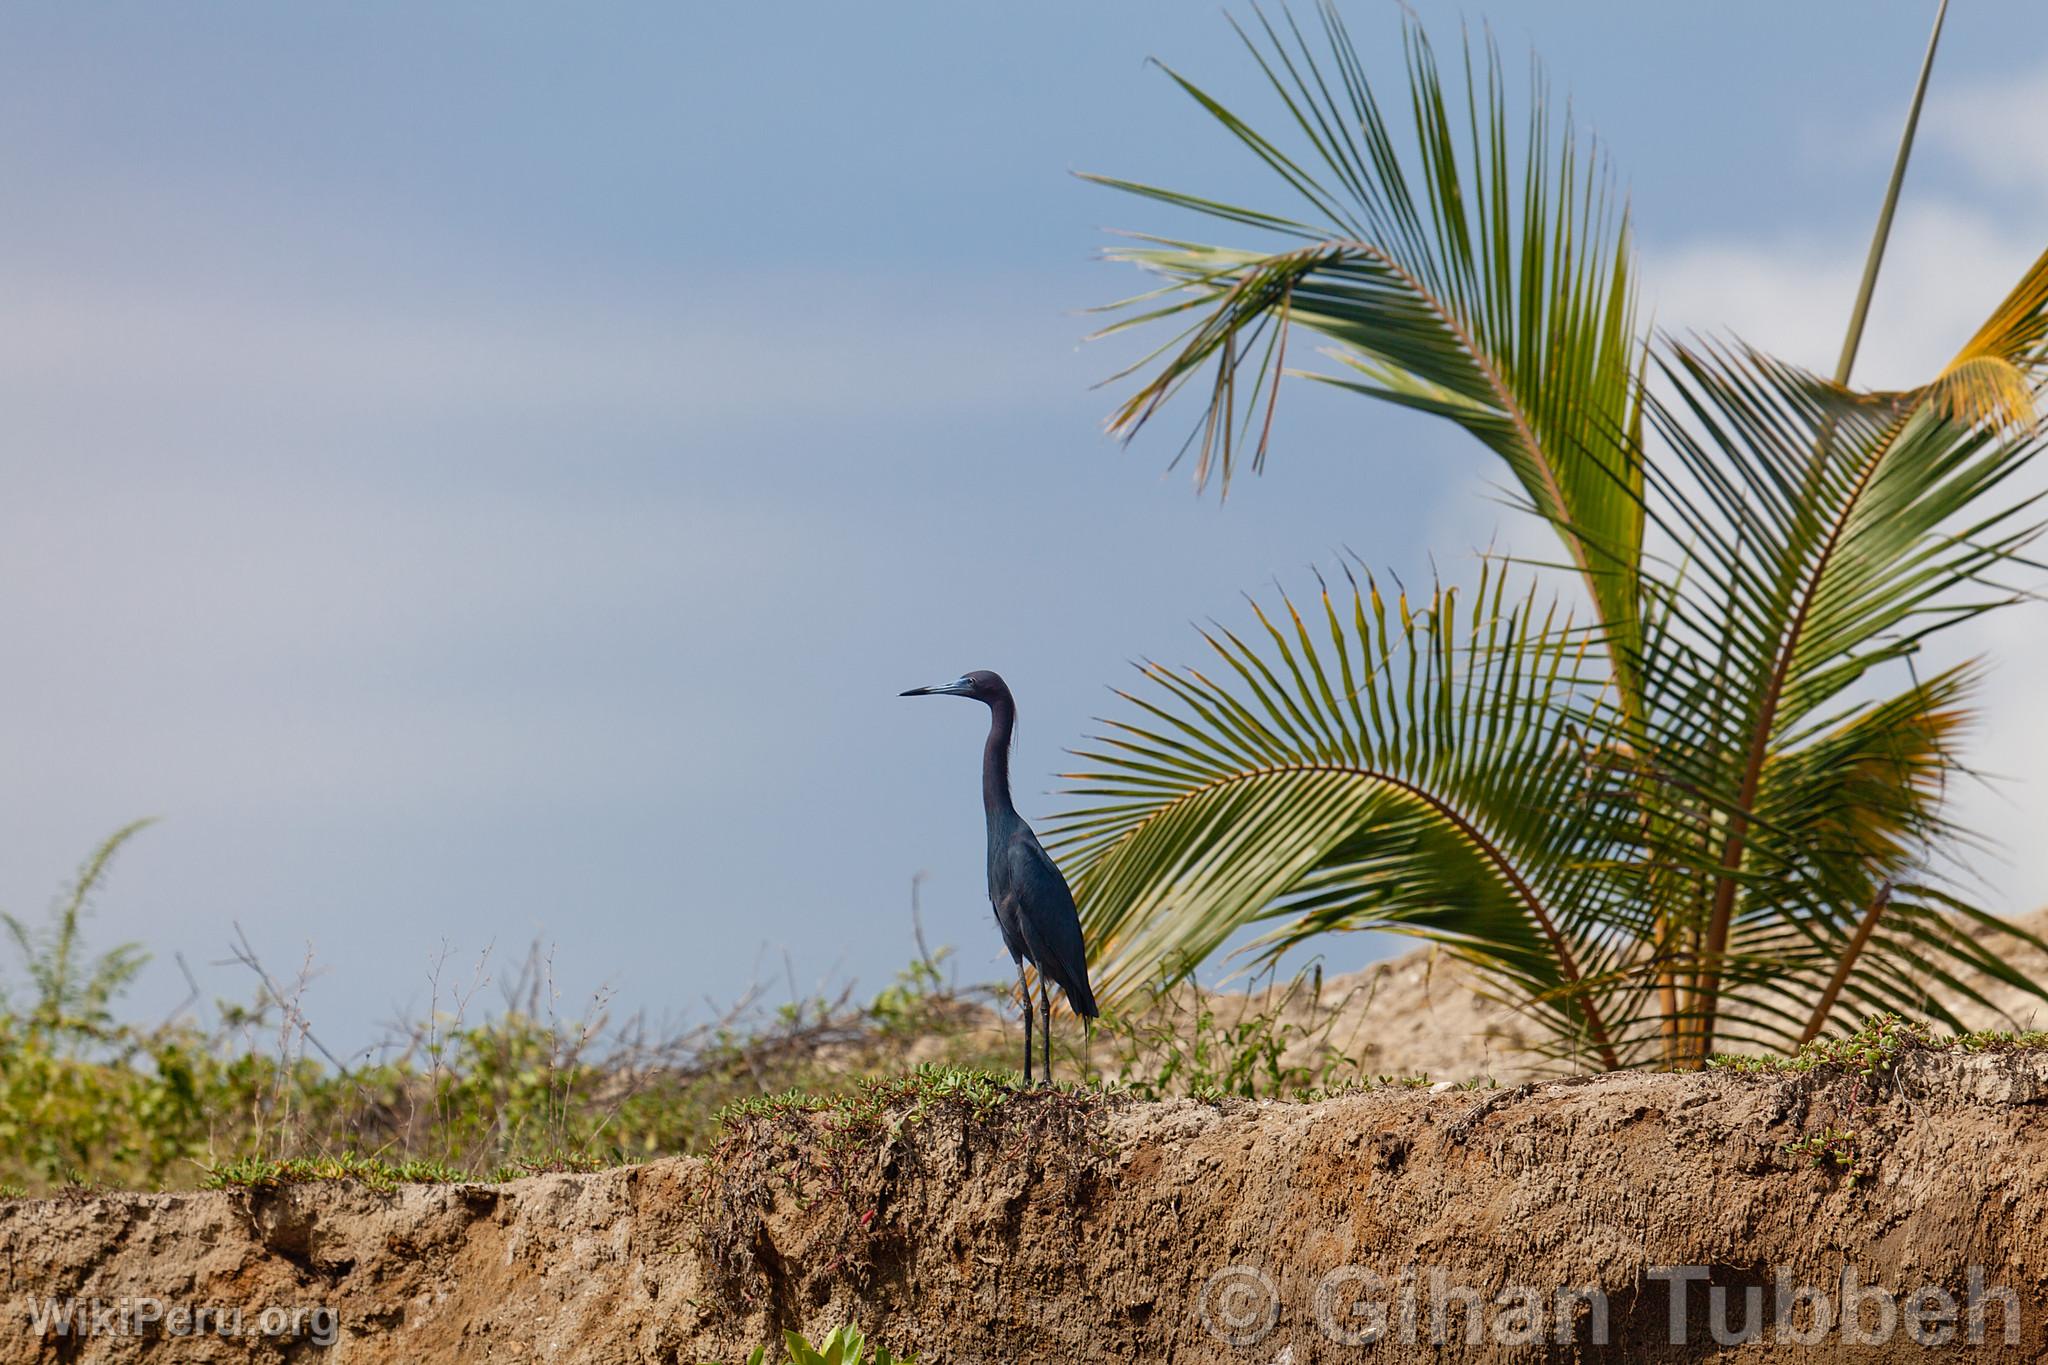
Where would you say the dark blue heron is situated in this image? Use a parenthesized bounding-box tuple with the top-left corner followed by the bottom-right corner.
(900, 670, 1098, 1083)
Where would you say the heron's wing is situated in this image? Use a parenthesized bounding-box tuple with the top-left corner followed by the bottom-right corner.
(1002, 828, 1099, 1018)
(989, 893, 1028, 965)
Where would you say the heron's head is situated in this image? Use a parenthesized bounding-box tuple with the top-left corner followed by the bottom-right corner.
(899, 669, 1008, 704)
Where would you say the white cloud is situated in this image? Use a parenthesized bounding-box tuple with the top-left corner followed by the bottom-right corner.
(1926, 62, 2048, 207)
(1646, 199, 2034, 388)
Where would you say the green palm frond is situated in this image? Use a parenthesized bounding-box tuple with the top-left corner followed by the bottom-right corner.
(1709, 667, 2014, 1048)
(1755, 662, 1977, 890)
(1633, 344, 2048, 1057)
(1075, 3, 2048, 1071)
(1050, 560, 1638, 1068)
(1086, 4, 1646, 687)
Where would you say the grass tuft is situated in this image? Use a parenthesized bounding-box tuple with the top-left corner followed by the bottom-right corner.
(202, 1153, 477, 1193)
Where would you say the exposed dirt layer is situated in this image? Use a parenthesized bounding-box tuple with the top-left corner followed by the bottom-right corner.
(8, 1048, 2048, 1362)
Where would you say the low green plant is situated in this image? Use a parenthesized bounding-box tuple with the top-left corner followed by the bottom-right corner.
(1784, 1126, 1874, 1186)
(1710, 1013, 2048, 1080)
(714, 1063, 1026, 1164)
(1947, 1027, 2048, 1053)
(1096, 969, 1369, 1100)
(1707, 1014, 1931, 1081)
(202, 1153, 473, 1193)
(1378, 1075, 1436, 1091)
(710, 1325, 913, 1365)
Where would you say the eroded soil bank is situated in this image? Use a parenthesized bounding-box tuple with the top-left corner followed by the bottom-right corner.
(6, 1051, 2048, 1363)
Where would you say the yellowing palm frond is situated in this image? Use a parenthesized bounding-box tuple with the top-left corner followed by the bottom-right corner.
(1925, 247, 2048, 428)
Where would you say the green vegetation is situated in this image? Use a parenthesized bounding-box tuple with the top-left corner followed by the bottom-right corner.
(1707, 1013, 1933, 1081)
(714, 1064, 1025, 1160)
(1783, 1127, 1874, 1186)
(1057, 3, 2048, 1070)
(1, 818, 155, 1046)
(0, 830, 983, 1193)
(0, 963, 1015, 1195)
(1711, 1012, 2048, 1081)
(1094, 966, 1371, 1099)
(710, 1325, 914, 1365)
(202, 1153, 478, 1192)
(0, 832, 1389, 1196)
(1949, 1027, 2048, 1052)
(1712, 1015, 2048, 1188)
(4, 831, 2043, 1201)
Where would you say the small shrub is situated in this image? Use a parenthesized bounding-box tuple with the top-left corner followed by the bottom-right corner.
(1095, 967, 1371, 1100)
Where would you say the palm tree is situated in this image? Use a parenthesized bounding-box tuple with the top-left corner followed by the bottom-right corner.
(1056, 3, 2048, 1069)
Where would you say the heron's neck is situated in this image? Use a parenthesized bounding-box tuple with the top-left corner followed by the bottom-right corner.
(981, 693, 1018, 821)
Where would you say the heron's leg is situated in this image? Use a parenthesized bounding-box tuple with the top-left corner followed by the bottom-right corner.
(1017, 961, 1033, 1086)
(1039, 977, 1053, 1085)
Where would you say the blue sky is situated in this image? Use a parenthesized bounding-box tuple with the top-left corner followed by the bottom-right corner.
(3, 3, 2045, 1051)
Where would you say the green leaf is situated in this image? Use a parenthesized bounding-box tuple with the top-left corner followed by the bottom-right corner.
(1054, 559, 1637, 1068)
(1630, 343, 2047, 1056)
(1071, 3, 2048, 1071)
(1088, 5, 1646, 704)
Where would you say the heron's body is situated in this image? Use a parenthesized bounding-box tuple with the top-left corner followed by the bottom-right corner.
(903, 670, 1097, 1082)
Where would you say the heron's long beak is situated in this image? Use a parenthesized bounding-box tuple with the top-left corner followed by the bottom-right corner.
(900, 677, 972, 697)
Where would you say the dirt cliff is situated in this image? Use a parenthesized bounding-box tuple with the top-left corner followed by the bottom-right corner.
(6, 1046, 2048, 1363)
